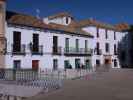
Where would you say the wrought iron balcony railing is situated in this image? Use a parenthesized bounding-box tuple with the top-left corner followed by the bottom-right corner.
(53, 46, 62, 55)
(94, 49, 102, 55)
(30, 45, 43, 55)
(64, 47, 93, 55)
(12, 44, 26, 55)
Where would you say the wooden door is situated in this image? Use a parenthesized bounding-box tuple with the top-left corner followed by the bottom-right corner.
(32, 60, 39, 70)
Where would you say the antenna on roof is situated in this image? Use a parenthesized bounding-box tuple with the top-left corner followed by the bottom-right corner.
(36, 9, 40, 19)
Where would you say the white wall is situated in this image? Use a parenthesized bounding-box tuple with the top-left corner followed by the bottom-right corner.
(43, 17, 72, 26)
(5, 25, 94, 69)
(82, 26, 127, 68)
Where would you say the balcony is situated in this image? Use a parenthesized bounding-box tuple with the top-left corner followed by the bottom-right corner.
(64, 47, 93, 56)
(94, 49, 102, 55)
(12, 44, 26, 55)
(30, 45, 43, 55)
(52, 46, 62, 55)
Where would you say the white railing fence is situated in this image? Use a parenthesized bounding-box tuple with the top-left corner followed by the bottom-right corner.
(39, 68, 93, 79)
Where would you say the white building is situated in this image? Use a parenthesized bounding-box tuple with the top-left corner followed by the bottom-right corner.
(43, 13, 127, 68)
(4, 11, 94, 70)
(77, 19, 127, 68)
(0, 0, 128, 70)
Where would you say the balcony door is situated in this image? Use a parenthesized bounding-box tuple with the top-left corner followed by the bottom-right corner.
(75, 59, 80, 69)
(53, 59, 58, 70)
(85, 40, 88, 52)
(65, 38, 69, 52)
(76, 39, 79, 52)
(33, 34, 39, 52)
(105, 43, 110, 53)
(13, 31, 21, 52)
(53, 36, 58, 53)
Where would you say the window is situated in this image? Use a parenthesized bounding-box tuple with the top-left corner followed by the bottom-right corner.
(96, 59, 100, 66)
(75, 59, 80, 69)
(105, 43, 110, 52)
(65, 38, 69, 52)
(85, 40, 88, 51)
(96, 42, 100, 49)
(114, 32, 116, 40)
(53, 59, 58, 70)
(33, 34, 39, 52)
(64, 60, 72, 69)
(53, 36, 58, 53)
(13, 31, 21, 52)
(96, 28, 99, 38)
(96, 42, 100, 55)
(114, 59, 117, 67)
(105, 29, 108, 39)
(76, 39, 79, 52)
(66, 17, 69, 24)
(114, 44, 117, 55)
(32, 60, 39, 70)
(13, 60, 21, 69)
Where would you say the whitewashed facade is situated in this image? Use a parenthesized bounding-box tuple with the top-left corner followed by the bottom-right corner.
(44, 14, 128, 68)
(5, 23, 94, 70)
(4, 13, 128, 70)
(0, 0, 128, 70)
(82, 26, 127, 68)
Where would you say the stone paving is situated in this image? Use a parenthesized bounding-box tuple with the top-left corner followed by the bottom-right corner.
(0, 79, 62, 98)
(0, 83, 43, 97)
(27, 69, 133, 100)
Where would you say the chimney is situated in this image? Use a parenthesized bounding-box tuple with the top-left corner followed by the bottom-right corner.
(0, 0, 6, 68)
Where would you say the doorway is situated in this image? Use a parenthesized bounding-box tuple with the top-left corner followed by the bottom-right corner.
(13, 60, 21, 69)
(85, 60, 91, 69)
(53, 59, 58, 70)
(32, 60, 39, 70)
(96, 59, 100, 66)
(104, 59, 111, 65)
(114, 59, 117, 67)
(75, 59, 80, 69)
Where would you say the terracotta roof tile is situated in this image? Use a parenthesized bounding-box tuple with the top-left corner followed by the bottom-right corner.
(7, 12, 45, 29)
(73, 19, 118, 31)
(115, 23, 130, 31)
(48, 23, 93, 37)
(6, 11, 93, 37)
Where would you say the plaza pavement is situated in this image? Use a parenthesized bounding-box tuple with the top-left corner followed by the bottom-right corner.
(27, 69, 133, 100)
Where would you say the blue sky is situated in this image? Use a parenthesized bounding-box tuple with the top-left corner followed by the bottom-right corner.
(7, 0, 133, 24)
